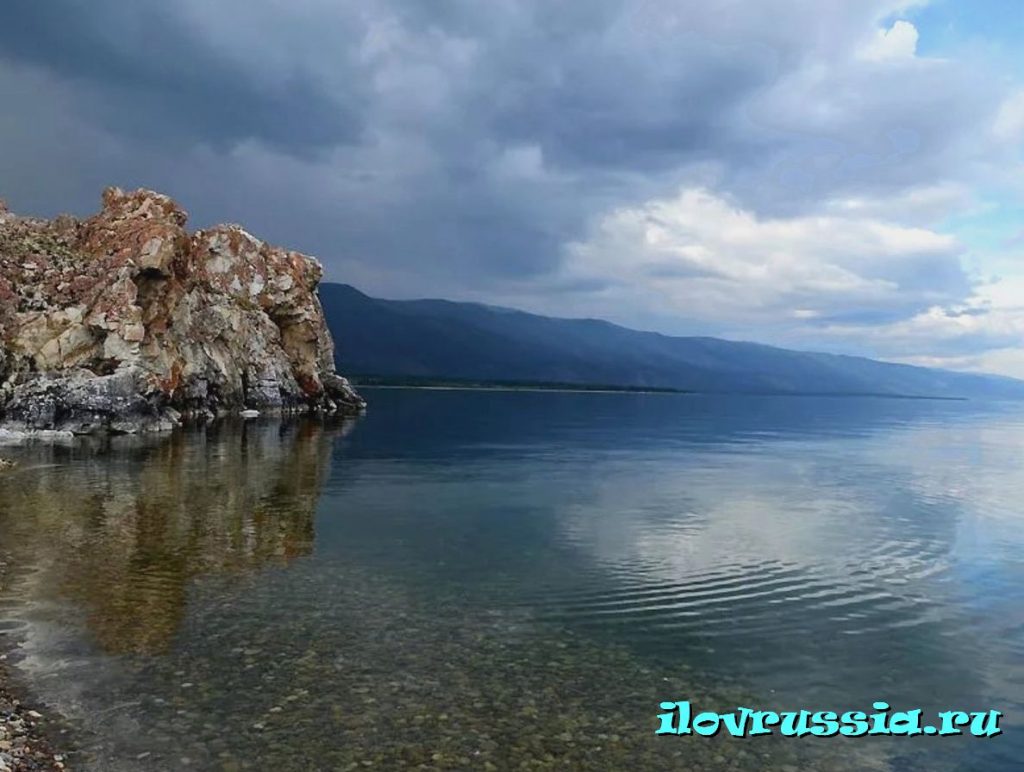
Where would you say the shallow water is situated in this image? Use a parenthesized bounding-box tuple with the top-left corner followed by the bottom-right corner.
(1, 390, 1023, 770)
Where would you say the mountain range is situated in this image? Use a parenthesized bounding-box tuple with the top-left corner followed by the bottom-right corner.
(320, 283, 1024, 399)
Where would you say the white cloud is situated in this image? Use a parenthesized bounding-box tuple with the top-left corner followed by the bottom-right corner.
(899, 349, 1024, 378)
(858, 19, 919, 61)
(993, 90, 1024, 143)
(550, 186, 964, 327)
(812, 271, 1024, 370)
(825, 183, 976, 224)
(836, 303, 1023, 348)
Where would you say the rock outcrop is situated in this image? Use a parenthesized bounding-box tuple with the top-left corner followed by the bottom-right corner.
(0, 188, 364, 434)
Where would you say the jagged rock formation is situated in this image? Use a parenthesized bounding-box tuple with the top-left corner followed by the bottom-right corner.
(0, 188, 364, 434)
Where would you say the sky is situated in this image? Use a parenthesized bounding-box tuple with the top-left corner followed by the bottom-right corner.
(1, 0, 1023, 376)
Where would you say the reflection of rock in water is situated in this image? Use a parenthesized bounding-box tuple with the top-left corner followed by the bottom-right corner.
(0, 419, 352, 654)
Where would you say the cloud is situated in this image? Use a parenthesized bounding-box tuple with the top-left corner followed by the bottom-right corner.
(0, 0, 366, 155)
(821, 276, 1024, 363)
(859, 20, 919, 61)
(541, 186, 970, 331)
(993, 90, 1024, 143)
(823, 183, 976, 224)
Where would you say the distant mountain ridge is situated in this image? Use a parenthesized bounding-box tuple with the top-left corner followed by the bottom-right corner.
(320, 283, 1024, 399)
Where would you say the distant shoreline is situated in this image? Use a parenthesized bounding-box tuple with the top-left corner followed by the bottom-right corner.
(356, 384, 686, 395)
(350, 379, 968, 401)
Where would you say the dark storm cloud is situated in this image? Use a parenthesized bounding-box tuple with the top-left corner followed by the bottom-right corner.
(0, 0, 363, 153)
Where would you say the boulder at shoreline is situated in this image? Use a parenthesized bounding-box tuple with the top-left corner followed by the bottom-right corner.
(0, 188, 364, 435)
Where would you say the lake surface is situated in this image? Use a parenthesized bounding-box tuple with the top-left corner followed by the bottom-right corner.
(1, 389, 1023, 770)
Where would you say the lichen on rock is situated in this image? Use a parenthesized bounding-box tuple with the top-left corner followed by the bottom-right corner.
(0, 187, 365, 434)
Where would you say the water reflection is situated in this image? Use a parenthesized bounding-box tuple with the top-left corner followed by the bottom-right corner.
(0, 419, 351, 654)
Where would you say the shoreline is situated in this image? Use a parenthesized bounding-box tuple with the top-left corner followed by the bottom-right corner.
(0, 662, 67, 772)
(353, 383, 969, 401)
(355, 384, 687, 395)
(0, 554, 68, 772)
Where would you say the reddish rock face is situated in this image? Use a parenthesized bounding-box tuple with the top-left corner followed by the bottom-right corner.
(0, 187, 364, 434)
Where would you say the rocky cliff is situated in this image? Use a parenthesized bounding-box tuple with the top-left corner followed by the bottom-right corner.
(0, 188, 364, 434)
